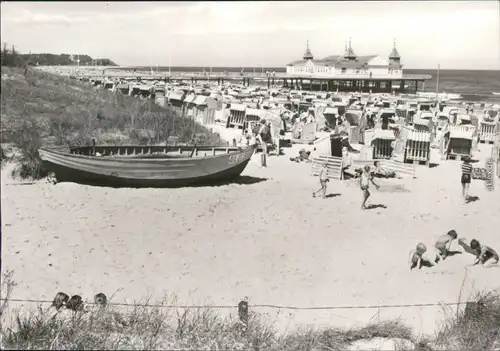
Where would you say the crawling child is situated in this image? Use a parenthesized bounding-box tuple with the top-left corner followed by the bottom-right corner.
(409, 243, 440, 270)
(470, 239, 499, 268)
(435, 230, 458, 260)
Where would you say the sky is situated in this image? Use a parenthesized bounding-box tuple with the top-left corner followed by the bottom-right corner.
(1, 1, 499, 70)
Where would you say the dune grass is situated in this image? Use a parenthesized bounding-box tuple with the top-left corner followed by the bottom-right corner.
(0, 66, 224, 180)
(2, 272, 499, 350)
(434, 291, 500, 350)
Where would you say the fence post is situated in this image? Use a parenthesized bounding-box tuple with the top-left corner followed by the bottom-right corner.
(238, 298, 249, 328)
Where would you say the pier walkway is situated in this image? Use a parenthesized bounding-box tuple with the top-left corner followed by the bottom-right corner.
(72, 69, 432, 94)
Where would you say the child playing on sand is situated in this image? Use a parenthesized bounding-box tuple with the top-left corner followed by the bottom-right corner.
(469, 239, 499, 267)
(373, 161, 398, 179)
(461, 157, 473, 204)
(435, 230, 458, 260)
(313, 162, 329, 198)
(409, 243, 440, 270)
(360, 165, 380, 209)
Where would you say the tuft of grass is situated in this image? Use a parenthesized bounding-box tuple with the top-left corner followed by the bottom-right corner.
(1, 302, 276, 350)
(434, 290, 500, 350)
(276, 320, 414, 350)
(1, 144, 10, 165)
(1, 66, 224, 180)
(0, 270, 17, 319)
(7, 119, 49, 180)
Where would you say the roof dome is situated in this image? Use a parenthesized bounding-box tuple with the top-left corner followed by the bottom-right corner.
(303, 40, 314, 60)
(389, 39, 401, 59)
(344, 38, 356, 60)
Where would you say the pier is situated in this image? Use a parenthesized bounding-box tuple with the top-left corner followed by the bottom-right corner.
(74, 71, 432, 94)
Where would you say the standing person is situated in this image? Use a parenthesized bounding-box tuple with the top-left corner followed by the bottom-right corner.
(470, 113, 480, 150)
(313, 162, 329, 198)
(257, 119, 271, 160)
(381, 113, 389, 130)
(367, 113, 375, 129)
(341, 147, 352, 179)
(461, 157, 473, 204)
(360, 165, 380, 209)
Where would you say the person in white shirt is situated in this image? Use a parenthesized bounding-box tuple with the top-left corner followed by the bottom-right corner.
(341, 147, 352, 179)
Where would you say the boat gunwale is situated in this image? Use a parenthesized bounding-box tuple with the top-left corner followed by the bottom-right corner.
(38, 144, 257, 163)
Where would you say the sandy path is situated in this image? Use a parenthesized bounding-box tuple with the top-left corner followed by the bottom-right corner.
(2, 144, 499, 336)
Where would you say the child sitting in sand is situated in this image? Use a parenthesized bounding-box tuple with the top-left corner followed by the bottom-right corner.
(435, 230, 458, 260)
(469, 239, 499, 267)
(409, 243, 441, 270)
(372, 161, 398, 179)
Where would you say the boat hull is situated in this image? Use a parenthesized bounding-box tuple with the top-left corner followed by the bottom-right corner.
(38, 145, 256, 188)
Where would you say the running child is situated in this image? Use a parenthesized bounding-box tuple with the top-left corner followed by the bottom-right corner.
(435, 230, 458, 260)
(360, 165, 379, 209)
(313, 162, 329, 198)
(470, 239, 499, 267)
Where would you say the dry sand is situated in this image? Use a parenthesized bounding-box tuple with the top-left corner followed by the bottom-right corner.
(2, 126, 500, 337)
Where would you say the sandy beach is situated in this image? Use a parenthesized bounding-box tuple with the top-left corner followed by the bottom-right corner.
(2, 132, 499, 336)
(2, 1, 500, 348)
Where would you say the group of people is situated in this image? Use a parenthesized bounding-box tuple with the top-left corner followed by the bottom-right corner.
(313, 160, 498, 268)
(409, 230, 499, 269)
(237, 119, 275, 164)
(313, 160, 395, 209)
(313, 141, 478, 207)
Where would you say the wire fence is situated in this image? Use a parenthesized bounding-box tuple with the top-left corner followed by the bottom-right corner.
(0, 297, 470, 310)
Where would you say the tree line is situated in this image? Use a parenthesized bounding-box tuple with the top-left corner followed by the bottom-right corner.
(1, 42, 117, 67)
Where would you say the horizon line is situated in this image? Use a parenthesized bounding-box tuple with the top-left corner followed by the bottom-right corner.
(97, 65, 500, 72)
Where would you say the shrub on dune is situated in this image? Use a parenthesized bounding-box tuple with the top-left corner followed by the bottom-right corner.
(1, 66, 224, 180)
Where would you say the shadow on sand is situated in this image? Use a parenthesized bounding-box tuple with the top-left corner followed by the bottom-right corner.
(4, 182, 39, 186)
(445, 250, 463, 258)
(52, 176, 268, 189)
(220, 176, 268, 186)
(420, 259, 435, 268)
(365, 204, 387, 210)
(466, 196, 480, 203)
(429, 163, 440, 168)
(325, 193, 341, 198)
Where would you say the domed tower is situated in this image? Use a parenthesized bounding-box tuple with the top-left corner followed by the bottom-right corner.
(303, 40, 314, 61)
(344, 38, 357, 61)
(389, 38, 401, 66)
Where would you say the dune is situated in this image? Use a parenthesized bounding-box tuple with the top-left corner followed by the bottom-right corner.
(2, 138, 499, 337)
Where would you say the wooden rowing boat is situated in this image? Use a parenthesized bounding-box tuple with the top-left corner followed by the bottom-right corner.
(38, 144, 257, 188)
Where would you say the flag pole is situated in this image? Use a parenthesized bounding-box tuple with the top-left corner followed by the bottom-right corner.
(169, 52, 171, 77)
(436, 63, 440, 103)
